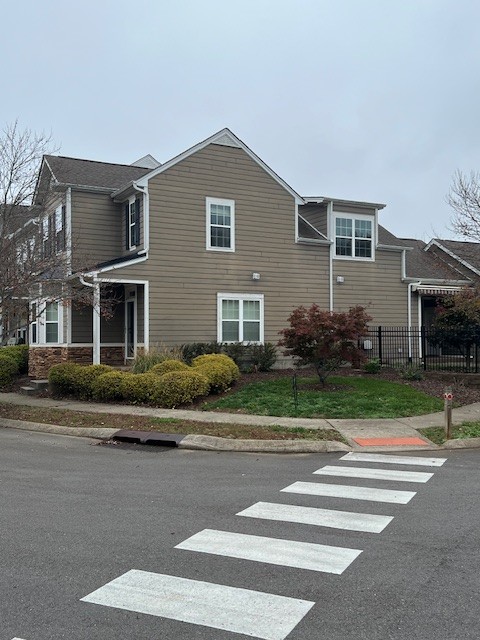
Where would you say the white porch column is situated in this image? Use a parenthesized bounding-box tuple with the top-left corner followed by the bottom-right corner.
(144, 281, 149, 353)
(93, 282, 101, 364)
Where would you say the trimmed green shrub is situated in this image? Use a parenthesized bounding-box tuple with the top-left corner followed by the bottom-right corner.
(180, 342, 222, 365)
(92, 370, 126, 402)
(153, 369, 210, 408)
(0, 353, 20, 389)
(150, 359, 189, 376)
(364, 358, 381, 374)
(120, 373, 159, 404)
(48, 363, 82, 396)
(73, 364, 114, 399)
(2, 345, 29, 374)
(192, 353, 240, 384)
(192, 362, 237, 393)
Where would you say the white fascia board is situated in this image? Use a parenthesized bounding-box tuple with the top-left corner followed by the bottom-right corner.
(377, 244, 412, 252)
(307, 196, 386, 210)
(131, 128, 304, 204)
(85, 254, 148, 276)
(424, 239, 480, 277)
(402, 277, 470, 285)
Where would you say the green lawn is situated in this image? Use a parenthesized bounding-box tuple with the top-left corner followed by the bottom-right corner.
(205, 375, 443, 419)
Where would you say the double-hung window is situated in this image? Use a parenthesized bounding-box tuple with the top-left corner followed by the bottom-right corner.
(29, 300, 62, 344)
(335, 214, 374, 260)
(125, 197, 140, 250)
(207, 197, 235, 252)
(217, 293, 264, 343)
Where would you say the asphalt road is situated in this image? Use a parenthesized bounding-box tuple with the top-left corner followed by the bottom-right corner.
(1, 427, 479, 640)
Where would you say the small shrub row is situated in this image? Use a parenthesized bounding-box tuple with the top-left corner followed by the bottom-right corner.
(48, 354, 239, 408)
(181, 342, 277, 372)
(0, 345, 29, 389)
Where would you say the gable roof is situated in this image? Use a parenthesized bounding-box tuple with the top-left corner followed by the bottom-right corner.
(397, 237, 470, 281)
(425, 239, 480, 276)
(43, 155, 151, 190)
(117, 128, 304, 203)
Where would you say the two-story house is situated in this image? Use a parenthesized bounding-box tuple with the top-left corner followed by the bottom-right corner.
(25, 128, 476, 378)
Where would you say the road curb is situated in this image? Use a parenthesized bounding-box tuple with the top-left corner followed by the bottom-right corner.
(2, 417, 480, 452)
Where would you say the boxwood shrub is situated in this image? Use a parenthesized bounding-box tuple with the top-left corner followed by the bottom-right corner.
(150, 359, 190, 376)
(48, 363, 82, 396)
(71, 364, 114, 399)
(120, 372, 159, 404)
(192, 354, 240, 384)
(92, 370, 126, 402)
(1, 345, 29, 374)
(152, 369, 210, 408)
(0, 353, 20, 390)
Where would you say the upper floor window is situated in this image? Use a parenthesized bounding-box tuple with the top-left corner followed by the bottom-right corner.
(335, 214, 374, 260)
(55, 204, 66, 252)
(217, 293, 264, 343)
(206, 197, 235, 252)
(125, 197, 140, 250)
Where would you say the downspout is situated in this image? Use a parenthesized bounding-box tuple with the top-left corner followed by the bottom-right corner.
(79, 274, 101, 365)
(327, 200, 334, 311)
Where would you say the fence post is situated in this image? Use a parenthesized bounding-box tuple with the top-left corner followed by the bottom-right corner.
(421, 326, 427, 371)
(378, 326, 383, 365)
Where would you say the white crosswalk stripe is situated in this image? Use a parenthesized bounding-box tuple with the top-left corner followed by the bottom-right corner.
(314, 465, 434, 483)
(175, 528, 362, 574)
(80, 452, 447, 638)
(281, 481, 417, 504)
(340, 452, 447, 467)
(237, 501, 393, 533)
(81, 569, 315, 640)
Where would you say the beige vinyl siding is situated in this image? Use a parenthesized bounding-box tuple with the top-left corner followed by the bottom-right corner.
(333, 204, 376, 216)
(71, 296, 125, 344)
(333, 249, 408, 325)
(300, 204, 328, 236)
(109, 143, 331, 346)
(71, 191, 123, 270)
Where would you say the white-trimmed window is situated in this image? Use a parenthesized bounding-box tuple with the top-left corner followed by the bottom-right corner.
(207, 197, 235, 252)
(217, 293, 264, 343)
(334, 213, 374, 260)
(29, 300, 63, 345)
(125, 196, 140, 250)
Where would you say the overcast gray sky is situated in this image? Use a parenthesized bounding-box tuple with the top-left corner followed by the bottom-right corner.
(2, 0, 479, 240)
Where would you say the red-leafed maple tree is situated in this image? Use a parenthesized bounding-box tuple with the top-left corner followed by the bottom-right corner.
(278, 304, 372, 385)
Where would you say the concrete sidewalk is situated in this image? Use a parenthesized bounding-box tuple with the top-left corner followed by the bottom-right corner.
(1, 392, 480, 452)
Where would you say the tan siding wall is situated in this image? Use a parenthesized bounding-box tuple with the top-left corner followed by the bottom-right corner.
(333, 204, 376, 216)
(71, 191, 123, 269)
(300, 204, 328, 235)
(108, 144, 330, 347)
(333, 250, 408, 325)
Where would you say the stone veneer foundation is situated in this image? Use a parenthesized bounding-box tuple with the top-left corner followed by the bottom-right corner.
(28, 346, 125, 378)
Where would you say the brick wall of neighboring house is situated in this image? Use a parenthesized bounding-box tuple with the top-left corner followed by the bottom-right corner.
(28, 346, 125, 378)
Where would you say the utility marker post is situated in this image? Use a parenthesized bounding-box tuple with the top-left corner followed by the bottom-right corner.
(443, 386, 453, 440)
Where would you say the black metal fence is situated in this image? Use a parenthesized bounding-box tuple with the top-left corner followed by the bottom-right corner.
(362, 326, 480, 373)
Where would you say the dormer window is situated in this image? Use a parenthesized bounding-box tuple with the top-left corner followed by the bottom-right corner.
(334, 213, 374, 260)
(126, 196, 140, 250)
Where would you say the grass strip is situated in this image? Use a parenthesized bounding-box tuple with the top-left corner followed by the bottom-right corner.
(0, 402, 344, 442)
(420, 421, 480, 445)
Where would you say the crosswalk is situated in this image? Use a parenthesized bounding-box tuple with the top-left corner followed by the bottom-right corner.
(81, 451, 447, 639)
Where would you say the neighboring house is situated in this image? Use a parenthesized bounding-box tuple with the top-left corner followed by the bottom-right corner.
(23, 128, 478, 377)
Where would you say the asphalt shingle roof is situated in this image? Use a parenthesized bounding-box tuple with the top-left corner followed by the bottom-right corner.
(433, 239, 480, 274)
(44, 155, 151, 190)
